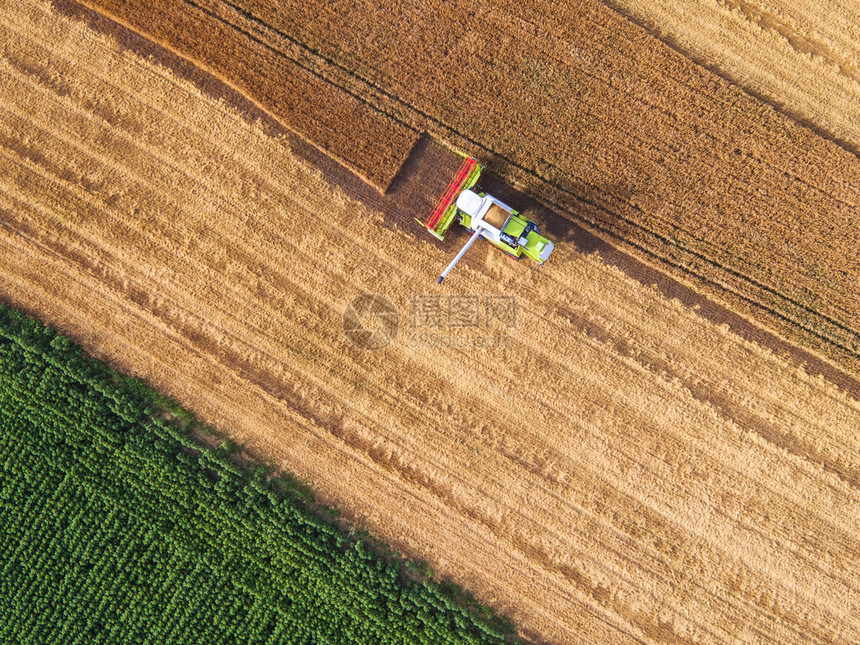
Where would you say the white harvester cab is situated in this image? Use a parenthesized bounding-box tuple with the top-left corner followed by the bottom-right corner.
(455, 190, 513, 246)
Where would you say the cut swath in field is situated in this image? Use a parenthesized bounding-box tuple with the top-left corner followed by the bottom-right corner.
(3, 3, 860, 643)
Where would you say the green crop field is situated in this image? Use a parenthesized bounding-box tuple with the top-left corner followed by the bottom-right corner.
(0, 304, 512, 644)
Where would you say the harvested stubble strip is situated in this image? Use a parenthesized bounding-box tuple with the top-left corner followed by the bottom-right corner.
(77, 0, 417, 191)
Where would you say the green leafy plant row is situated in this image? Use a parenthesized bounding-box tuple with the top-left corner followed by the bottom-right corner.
(0, 304, 514, 644)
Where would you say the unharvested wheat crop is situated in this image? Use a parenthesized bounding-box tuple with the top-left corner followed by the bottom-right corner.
(603, 0, 860, 154)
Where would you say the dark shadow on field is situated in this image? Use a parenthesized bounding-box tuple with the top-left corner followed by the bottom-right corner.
(483, 172, 860, 399)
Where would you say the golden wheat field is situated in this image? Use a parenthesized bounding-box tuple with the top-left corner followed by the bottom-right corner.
(3, 2, 860, 643)
(76, 0, 860, 384)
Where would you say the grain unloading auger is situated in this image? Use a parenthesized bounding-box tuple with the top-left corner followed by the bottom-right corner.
(418, 155, 554, 283)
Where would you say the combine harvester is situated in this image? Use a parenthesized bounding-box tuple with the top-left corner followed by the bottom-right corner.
(419, 155, 554, 283)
